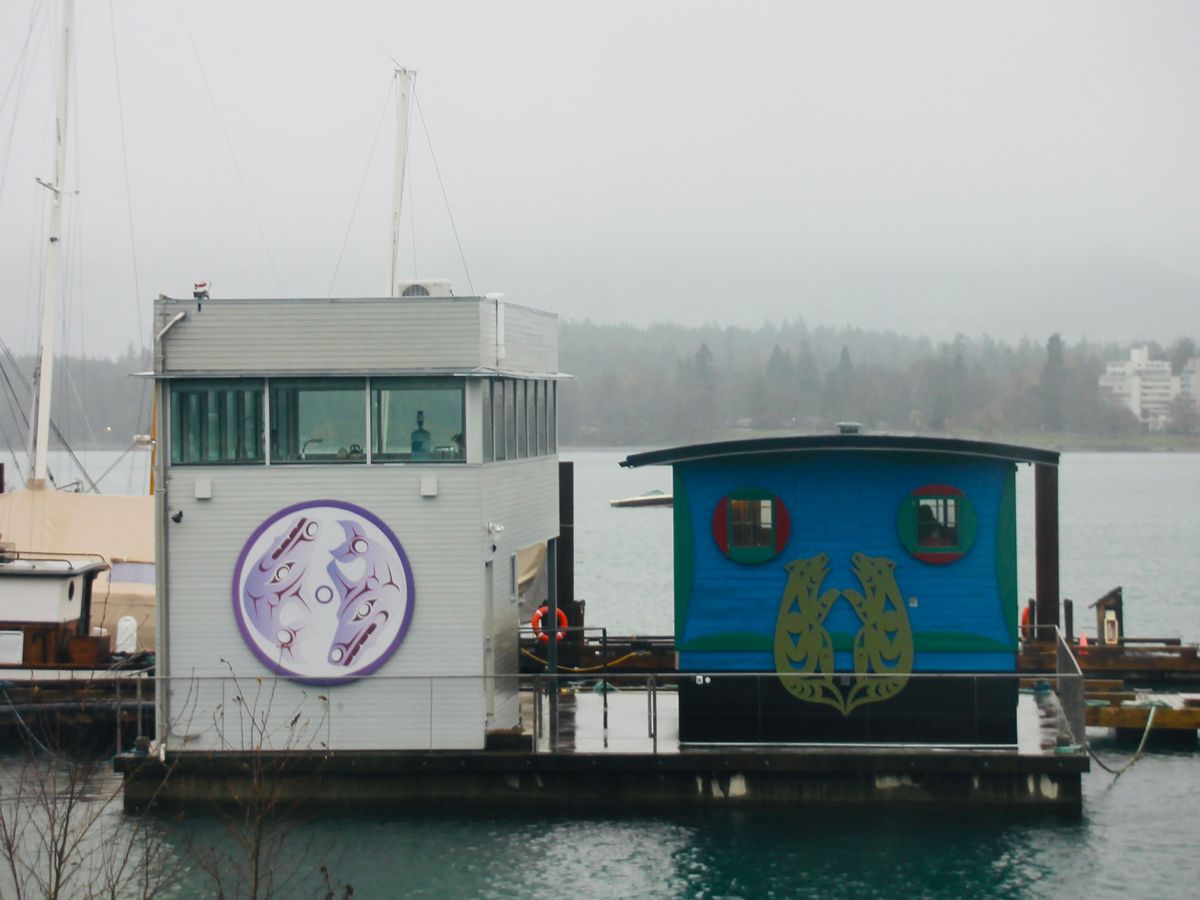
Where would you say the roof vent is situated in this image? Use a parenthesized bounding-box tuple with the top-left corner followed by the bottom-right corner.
(836, 422, 862, 435)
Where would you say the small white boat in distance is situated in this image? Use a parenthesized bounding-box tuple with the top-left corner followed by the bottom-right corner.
(610, 489, 673, 508)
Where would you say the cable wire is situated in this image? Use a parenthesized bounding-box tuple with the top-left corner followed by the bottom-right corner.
(327, 78, 394, 297)
(413, 86, 474, 295)
(173, 0, 287, 297)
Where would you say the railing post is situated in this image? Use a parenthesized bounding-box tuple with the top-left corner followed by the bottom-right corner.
(136, 677, 143, 741)
(601, 627, 609, 746)
(114, 678, 122, 754)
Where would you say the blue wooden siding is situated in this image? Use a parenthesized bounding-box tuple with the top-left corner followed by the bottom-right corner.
(675, 452, 1017, 673)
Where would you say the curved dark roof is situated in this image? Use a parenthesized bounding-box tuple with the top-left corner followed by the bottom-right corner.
(620, 434, 1059, 468)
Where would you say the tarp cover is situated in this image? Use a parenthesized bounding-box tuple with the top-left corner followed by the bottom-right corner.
(0, 489, 155, 650)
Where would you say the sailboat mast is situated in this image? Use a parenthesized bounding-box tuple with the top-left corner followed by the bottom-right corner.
(386, 68, 414, 297)
(28, 0, 76, 489)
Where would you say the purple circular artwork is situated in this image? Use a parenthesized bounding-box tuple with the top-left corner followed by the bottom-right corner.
(231, 500, 414, 683)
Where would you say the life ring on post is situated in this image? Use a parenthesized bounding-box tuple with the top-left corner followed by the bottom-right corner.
(531, 605, 569, 642)
(1020, 606, 1032, 642)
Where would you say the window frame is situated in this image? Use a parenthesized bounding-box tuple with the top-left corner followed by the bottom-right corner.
(168, 379, 265, 466)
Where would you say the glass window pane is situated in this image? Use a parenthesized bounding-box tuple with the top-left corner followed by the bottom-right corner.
(536, 382, 546, 455)
(270, 378, 366, 463)
(505, 379, 517, 460)
(516, 381, 527, 458)
(169, 380, 264, 465)
(730, 498, 773, 548)
(371, 377, 465, 462)
(482, 379, 493, 462)
(530, 381, 540, 458)
(494, 380, 507, 461)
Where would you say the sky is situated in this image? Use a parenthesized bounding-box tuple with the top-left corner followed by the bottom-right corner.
(1, 0, 1197, 359)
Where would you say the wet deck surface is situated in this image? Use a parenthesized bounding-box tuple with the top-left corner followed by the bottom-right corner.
(524, 687, 1074, 759)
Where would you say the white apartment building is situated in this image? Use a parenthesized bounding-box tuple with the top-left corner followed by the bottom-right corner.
(1099, 346, 1180, 431)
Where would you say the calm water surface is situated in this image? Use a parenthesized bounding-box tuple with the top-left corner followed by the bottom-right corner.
(4, 448, 1198, 898)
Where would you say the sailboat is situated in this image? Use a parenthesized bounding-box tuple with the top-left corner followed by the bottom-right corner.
(0, 0, 155, 667)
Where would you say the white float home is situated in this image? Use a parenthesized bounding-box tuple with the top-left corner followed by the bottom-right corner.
(152, 287, 561, 751)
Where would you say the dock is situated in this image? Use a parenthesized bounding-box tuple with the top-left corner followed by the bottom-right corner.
(114, 670, 1088, 813)
(1084, 678, 1200, 743)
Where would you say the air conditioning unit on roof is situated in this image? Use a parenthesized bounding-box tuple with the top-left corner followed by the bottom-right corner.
(395, 279, 453, 298)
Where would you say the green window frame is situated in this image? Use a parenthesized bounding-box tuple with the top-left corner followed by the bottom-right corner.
(897, 486, 979, 564)
(169, 379, 264, 465)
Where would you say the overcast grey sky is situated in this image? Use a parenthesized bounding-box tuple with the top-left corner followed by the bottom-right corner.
(1, 0, 1197, 358)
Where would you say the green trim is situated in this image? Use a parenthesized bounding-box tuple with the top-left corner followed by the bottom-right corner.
(996, 466, 1019, 645)
(896, 492, 978, 559)
(915, 632, 1015, 653)
(683, 630, 1013, 654)
(681, 632, 773, 652)
(724, 487, 777, 566)
(673, 469, 694, 644)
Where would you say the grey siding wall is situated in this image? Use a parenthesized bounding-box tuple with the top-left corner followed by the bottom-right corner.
(482, 456, 560, 731)
(157, 297, 557, 375)
(162, 465, 488, 750)
(161, 458, 559, 749)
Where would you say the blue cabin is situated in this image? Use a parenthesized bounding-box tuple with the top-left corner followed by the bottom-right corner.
(622, 434, 1060, 745)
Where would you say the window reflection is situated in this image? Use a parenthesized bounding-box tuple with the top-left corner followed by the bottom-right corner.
(270, 378, 366, 463)
(372, 378, 465, 462)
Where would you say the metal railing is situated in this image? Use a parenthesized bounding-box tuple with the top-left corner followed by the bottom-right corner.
(1054, 627, 1088, 747)
(1, 664, 1090, 758)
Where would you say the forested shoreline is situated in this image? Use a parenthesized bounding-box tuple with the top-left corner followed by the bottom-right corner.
(557, 320, 1198, 447)
(1, 323, 1197, 454)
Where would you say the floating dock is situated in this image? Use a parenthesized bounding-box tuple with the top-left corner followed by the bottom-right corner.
(115, 673, 1087, 813)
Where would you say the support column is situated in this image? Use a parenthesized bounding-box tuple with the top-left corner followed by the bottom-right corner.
(1034, 463, 1060, 642)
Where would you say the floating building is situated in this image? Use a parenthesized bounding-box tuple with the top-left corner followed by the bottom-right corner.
(150, 288, 563, 751)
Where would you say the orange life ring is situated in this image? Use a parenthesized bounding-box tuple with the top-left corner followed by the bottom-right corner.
(531, 605, 568, 642)
(1020, 606, 1032, 642)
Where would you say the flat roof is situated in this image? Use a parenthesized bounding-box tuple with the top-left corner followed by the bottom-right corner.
(621, 434, 1060, 468)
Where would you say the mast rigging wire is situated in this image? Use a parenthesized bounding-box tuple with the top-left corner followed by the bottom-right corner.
(106, 0, 151, 436)
(0, 0, 49, 213)
(327, 78, 395, 297)
(413, 87, 474, 296)
(173, 0, 287, 298)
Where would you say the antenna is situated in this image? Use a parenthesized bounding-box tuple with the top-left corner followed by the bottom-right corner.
(386, 68, 414, 297)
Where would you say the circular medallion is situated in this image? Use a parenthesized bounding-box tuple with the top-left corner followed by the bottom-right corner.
(231, 500, 414, 683)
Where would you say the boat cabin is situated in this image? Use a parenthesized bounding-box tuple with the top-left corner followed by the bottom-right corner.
(0, 548, 110, 667)
(622, 434, 1060, 745)
(153, 291, 562, 751)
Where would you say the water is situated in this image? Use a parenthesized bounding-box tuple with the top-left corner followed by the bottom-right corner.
(3, 449, 1199, 898)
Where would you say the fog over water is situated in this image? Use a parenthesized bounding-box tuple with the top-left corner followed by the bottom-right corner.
(1, 1, 1198, 359)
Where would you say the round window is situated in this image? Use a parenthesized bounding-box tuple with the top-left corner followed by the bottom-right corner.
(711, 489, 791, 565)
(897, 484, 977, 565)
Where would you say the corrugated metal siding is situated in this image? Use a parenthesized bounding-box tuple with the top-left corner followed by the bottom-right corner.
(156, 298, 557, 375)
(159, 298, 483, 373)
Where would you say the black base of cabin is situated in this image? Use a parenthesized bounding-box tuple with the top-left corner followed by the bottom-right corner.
(679, 674, 1017, 745)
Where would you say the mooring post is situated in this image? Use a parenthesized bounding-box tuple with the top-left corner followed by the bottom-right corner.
(547, 535, 559, 751)
(1035, 463, 1060, 642)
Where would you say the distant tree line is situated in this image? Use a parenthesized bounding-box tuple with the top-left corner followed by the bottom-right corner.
(0, 345, 151, 457)
(1, 327, 1195, 458)
(558, 320, 1199, 445)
